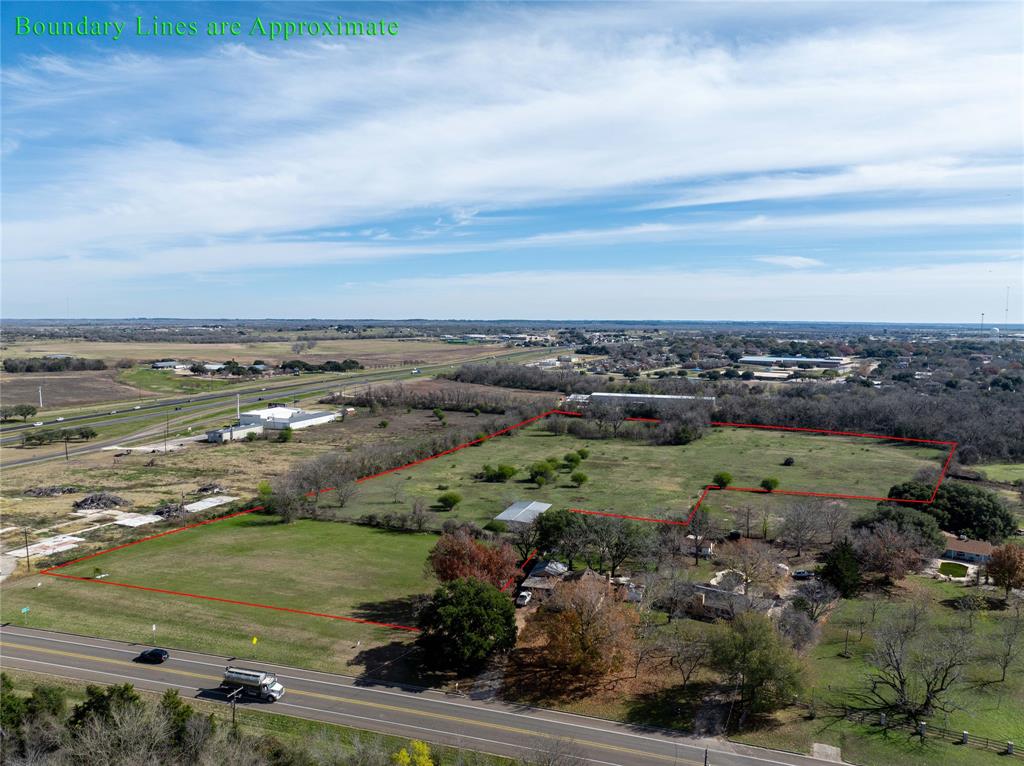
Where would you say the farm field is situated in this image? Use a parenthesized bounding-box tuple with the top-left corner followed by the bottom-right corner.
(0, 370, 154, 409)
(325, 424, 948, 526)
(1, 516, 437, 674)
(0, 338, 505, 366)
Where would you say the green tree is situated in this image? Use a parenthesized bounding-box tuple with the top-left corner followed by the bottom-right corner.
(886, 482, 1016, 542)
(709, 612, 805, 715)
(852, 505, 945, 550)
(0, 673, 26, 733)
(418, 578, 517, 669)
(158, 689, 194, 745)
(437, 491, 462, 511)
(563, 452, 582, 470)
(275, 426, 294, 443)
(712, 472, 733, 488)
(25, 683, 67, 720)
(69, 683, 142, 729)
(760, 477, 780, 492)
(571, 471, 588, 488)
(13, 404, 37, 421)
(529, 461, 555, 486)
(820, 538, 862, 597)
(576, 448, 590, 460)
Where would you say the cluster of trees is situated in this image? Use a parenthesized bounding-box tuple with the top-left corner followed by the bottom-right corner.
(341, 383, 526, 415)
(22, 426, 98, 446)
(0, 675, 501, 765)
(885, 482, 1017, 542)
(2, 357, 107, 373)
(281, 358, 362, 373)
(0, 404, 38, 421)
(426, 529, 519, 588)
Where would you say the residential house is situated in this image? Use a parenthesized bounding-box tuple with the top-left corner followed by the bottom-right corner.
(941, 532, 994, 564)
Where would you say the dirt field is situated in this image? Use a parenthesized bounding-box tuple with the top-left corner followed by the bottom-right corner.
(1, 339, 504, 366)
(0, 370, 155, 409)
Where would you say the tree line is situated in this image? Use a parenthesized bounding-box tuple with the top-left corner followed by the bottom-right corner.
(3, 357, 107, 373)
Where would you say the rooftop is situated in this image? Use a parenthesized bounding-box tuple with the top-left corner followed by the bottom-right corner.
(942, 532, 994, 557)
(496, 500, 552, 525)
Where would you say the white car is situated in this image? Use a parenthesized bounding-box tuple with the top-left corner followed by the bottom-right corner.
(515, 591, 533, 607)
(32, 421, 44, 427)
(55, 417, 65, 422)
(133, 405, 141, 410)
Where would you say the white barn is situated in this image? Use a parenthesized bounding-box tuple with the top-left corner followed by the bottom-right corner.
(495, 500, 552, 527)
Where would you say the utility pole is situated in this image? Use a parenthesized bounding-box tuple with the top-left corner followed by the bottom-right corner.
(164, 412, 169, 453)
(980, 312, 985, 332)
(23, 528, 32, 571)
(64, 435, 69, 462)
(227, 686, 242, 727)
(236, 393, 241, 420)
(38, 386, 43, 408)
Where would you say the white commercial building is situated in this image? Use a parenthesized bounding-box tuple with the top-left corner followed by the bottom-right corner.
(239, 406, 338, 430)
(206, 423, 265, 443)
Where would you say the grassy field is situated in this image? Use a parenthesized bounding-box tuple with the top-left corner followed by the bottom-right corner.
(732, 576, 1024, 763)
(1, 338, 505, 366)
(979, 462, 1024, 484)
(118, 365, 243, 394)
(1, 516, 437, 674)
(325, 424, 947, 526)
(1, 669, 513, 765)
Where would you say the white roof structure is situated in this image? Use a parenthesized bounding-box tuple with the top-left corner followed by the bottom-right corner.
(496, 501, 552, 525)
(184, 495, 239, 514)
(243, 406, 301, 420)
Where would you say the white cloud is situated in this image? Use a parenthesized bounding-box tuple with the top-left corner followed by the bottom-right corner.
(755, 256, 824, 268)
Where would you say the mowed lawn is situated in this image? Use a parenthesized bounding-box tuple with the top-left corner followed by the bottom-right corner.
(328, 425, 947, 525)
(1, 516, 438, 673)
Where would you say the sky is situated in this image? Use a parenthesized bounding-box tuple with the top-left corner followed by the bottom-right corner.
(2, 1, 1022, 322)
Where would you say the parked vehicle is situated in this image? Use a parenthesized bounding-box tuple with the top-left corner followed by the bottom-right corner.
(221, 667, 285, 702)
(515, 590, 533, 607)
(792, 570, 815, 580)
(137, 648, 169, 664)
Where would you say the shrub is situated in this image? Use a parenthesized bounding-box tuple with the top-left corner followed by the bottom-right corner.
(275, 427, 294, 443)
(484, 520, 508, 534)
(437, 491, 462, 511)
(571, 471, 588, 488)
(760, 477, 780, 492)
(576, 448, 590, 460)
(712, 472, 733, 488)
(783, 457, 795, 466)
(377, 420, 389, 429)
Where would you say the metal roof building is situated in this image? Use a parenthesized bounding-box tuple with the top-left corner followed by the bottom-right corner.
(495, 500, 552, 527)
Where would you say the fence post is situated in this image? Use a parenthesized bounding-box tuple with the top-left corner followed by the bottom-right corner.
(880, 713, 887, 727)
(918, 721, 927, 738)
(961, 731, 968, 745)
(1008, 742, 1014, 755)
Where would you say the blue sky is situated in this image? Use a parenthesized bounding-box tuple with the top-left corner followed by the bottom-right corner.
(2, 1, 1021, 321)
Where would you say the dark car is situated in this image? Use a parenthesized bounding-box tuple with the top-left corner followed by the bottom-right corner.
(138, 648, 169, 664)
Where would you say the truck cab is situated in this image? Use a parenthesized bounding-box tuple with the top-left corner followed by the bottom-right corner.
(222, 666, 285, 702)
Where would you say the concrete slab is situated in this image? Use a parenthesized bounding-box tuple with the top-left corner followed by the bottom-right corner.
(183, 495, 238, 513)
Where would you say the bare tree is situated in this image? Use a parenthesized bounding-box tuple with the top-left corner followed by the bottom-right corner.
(718, 538, 778, 595)
(993, 600, 1024, 682)
(794, 580, 839, 622)
(511, 519, 542, 560)
(853, 521, 931, 582)
(777, 501, 823, 557)
(686, 509, 719, 566)
(862, 605, 973, 718)
(819, 501, 850, 545)
(778, 606, 818, 652)
(732, 504, 755, 539)
(657, 619, 711, 689)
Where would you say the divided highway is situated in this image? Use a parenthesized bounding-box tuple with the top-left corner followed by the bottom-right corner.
(0, 627, 844, 766)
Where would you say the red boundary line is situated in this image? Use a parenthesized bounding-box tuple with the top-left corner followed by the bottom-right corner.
(501, 548, 539, 593)
(41, 409, 957, 630)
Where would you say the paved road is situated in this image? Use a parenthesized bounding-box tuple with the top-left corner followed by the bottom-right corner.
(0, 626, 845, 766)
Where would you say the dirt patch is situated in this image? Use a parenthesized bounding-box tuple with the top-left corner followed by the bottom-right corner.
(0, 370, 153, 409)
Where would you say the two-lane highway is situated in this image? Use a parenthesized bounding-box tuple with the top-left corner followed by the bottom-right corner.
(0, 627, 845, 766)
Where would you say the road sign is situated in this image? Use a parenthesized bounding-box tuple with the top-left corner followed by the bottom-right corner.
(21, 607, 29, 614)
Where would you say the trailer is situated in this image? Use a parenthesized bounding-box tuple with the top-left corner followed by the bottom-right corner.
(221, 666, 285, 701)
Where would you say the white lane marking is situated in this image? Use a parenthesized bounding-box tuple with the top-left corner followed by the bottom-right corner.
(2, 631, 828, 766)
(3, 657, 635, 766)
